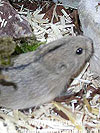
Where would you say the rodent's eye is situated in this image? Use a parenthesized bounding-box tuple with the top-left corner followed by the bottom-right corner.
(76, 48, 83, 55)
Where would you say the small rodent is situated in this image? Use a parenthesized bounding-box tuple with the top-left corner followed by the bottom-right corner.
(0, 36, 93, 109)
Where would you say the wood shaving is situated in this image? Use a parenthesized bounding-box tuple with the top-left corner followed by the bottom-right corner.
(17, 3, 75, 43)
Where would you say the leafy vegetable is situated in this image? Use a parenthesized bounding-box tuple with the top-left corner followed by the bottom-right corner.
(15, 41, 46, 54)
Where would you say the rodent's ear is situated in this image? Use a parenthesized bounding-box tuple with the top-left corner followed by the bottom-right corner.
(56, 62, 67, 73)
(34, 38, 66, 61)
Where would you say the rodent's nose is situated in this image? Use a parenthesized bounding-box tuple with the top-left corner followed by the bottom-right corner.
(86, 37, 94, 52)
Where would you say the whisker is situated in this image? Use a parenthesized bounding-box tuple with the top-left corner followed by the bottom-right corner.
(87, 48, 100, 62)
(94, 46, 100, 52)
(93, 53, 100, 61)
(92, 46, 100, 50)
(89, 53, 100, 69)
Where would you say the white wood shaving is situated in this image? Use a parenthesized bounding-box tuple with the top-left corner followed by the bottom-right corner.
(0, 3, 3, 7)
(3, 20, 7, 27)
(5, 119, 18, 133)
(0, 16, 2, 22)
(20, 4, 24, 12)
(8, 15, 12, 19)
(50, 23, 63, 38)
(15, 14, 23, 22)
(0, 11, 3, 14)
(74, 63, 90, 83)
(0, 121, 8, 133)
(86, 90, 92, 98)
(84, 106, 97, 119)
(1, 18, 5, 27)
(61, 9, 72, 23)
(18, 3, 75, 43)
(59, 15, 66, 26)
(51, 3, 58, 23)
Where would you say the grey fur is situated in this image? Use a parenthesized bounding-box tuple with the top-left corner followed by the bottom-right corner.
(0, 36, 93, 109)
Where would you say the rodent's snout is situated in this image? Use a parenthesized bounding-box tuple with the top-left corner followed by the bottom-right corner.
(84, 37, 94, 62)
(87, 38, 94, 55)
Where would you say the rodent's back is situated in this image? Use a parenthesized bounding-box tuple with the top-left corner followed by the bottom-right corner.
(0, 36, 93, 109)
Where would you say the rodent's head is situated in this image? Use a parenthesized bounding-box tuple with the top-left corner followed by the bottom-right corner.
(35, 36, 93, 85)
